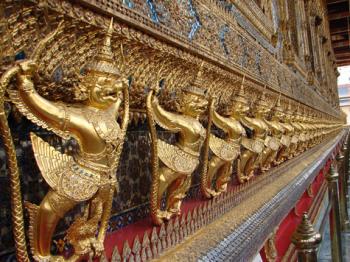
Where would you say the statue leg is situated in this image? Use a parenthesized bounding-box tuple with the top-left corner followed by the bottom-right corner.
(240, 150, 256, 179)
(65, 185, 114, 257)
(236, 158, 245, 184)
(247, 152, 258, 178)
(270, 149, 279, 166)
(36, 190, 77, 257)
(166, 174, 191, 215)
(205, 156, 226, 197)
(276, 146, 286, 163)
(239, 149, 249, 175)
(215, 162, 232, 193)
(296, 142, 303, 155)
(260, 147, 272, 171)
(65, 196, 103, 257)
(93, 185, 114, 255)
(158, 167, 183, 219)
(289, 143, 297, 158)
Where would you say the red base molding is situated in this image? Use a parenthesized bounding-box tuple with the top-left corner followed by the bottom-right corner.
(260, 159, 332, 262)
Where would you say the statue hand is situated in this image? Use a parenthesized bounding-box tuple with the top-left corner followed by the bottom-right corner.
(16, 60, 38, 93)
(18, 60, 38, 76)
(208, 96, 215, 116)
(91, 239, 104, 257)
(149, 85, 161, 96)
(122, 78, 129, 89)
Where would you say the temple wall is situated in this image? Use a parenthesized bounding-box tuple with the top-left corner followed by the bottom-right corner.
(0, 0, 346, 261)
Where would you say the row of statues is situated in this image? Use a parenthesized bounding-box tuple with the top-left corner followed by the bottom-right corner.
(0, 20, 342, 261)
(147, 72, 341, 225)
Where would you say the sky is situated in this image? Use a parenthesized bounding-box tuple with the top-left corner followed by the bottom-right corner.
(338, 65, 350, 85)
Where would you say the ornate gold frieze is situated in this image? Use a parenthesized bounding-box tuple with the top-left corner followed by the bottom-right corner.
(39, 0, 341, 118)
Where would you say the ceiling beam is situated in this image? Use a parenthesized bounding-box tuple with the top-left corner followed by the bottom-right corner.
(332, 48, 350, 54)
(336, 58, 350, 62)
(330, 26, 349, 35)
(336, 61, 350, 66)
(336, 58, 350, 63)
(332, 39, 350, 48)
(335, 54, 350, 59)
(328, 11, 350, 21)
(327, 0, 348, 4)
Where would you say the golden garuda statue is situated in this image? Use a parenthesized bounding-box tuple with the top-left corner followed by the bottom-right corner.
(0, 19, 129, 261)
(146, 66, 209, 225)
(260, 94, 284, 171)
(286, 102, 299, 158)
(295, 107, 309, 154)
(238, 87, 270, 180)
(306, 110, 317, 148)
(201, 77, 247, 197)
(289, 104, 303, 157)
(313, 113, 322, 145)
(276, 100, 294, 163)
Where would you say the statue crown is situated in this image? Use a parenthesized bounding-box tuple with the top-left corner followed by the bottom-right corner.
(233, 74, 248, 105)
(272, 92, 283, 112)
(182, 85, 207, 97)
(255, 85, 270, 109)
(183, 61, 207, 97)
(85, 18, 120, 77)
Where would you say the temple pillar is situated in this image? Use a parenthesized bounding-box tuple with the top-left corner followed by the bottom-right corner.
(337, 143, 350, 231)
(325, 164, 343, 262)
(291, 213, 321, 262)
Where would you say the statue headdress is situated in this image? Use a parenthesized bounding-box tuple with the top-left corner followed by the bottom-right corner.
(232, 74, 248, 105)
(286, 99, 292, 114)
(295, 102, 300, 115)
(85, 18, 120, 78)
(182, 61, 207, 97)
(255, 85, 270, 109)
(272, 92, 283, 113)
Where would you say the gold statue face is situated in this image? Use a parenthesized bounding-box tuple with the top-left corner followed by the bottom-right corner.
(231, 101, 249, 117)
(254, 104, 270, 117)
(180, 92, 208, 117)
(86, 75, 123, 108)
(285, 112, 293, 121)
(274, 110, 284, 119)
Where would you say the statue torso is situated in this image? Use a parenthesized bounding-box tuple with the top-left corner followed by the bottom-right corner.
(68, 105, 122, 172)
(177, 114, 206, 156)
(226, 117, 245, 140)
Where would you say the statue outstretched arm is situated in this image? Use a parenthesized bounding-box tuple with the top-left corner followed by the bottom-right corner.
(109, 78, 129, 120)
(240, 116, 255, 131)
(14, 61, 77, 137)
(148, 93, 181, 133)
(212, 110, 231, 133)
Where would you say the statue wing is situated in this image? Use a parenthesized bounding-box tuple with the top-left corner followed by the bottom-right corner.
(8, 90, 70, 139)
(157, 139, 199, 174)
(30, 132, 72, 190)
(209, 134, 240, 161)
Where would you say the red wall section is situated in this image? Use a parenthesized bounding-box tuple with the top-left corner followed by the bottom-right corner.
(260, 159, 331, 262)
